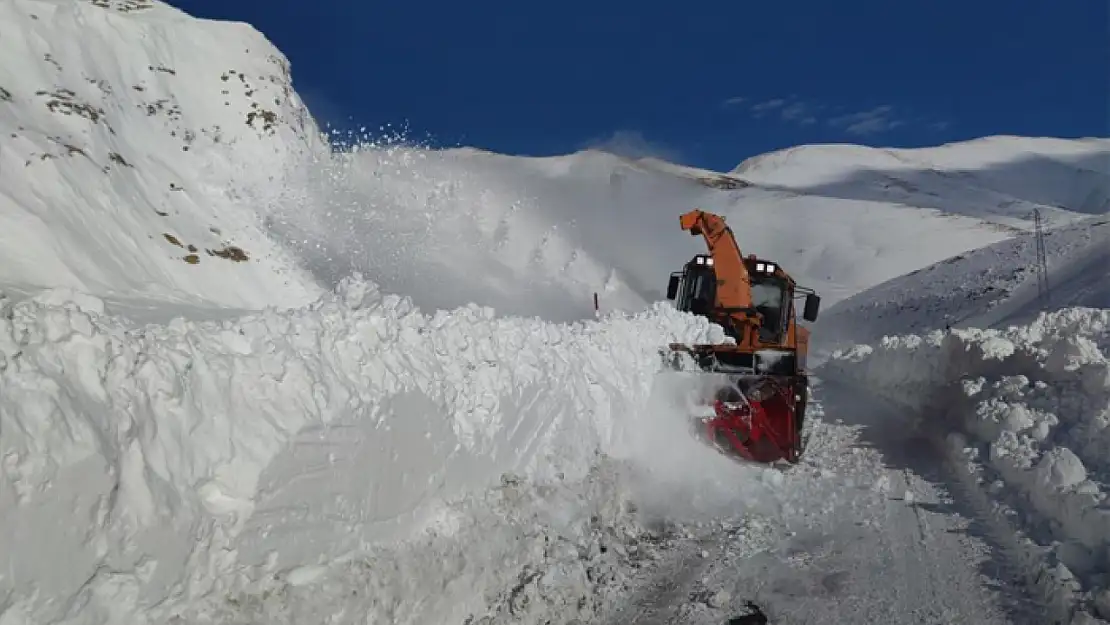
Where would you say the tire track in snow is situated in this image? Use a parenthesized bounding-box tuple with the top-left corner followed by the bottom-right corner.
(820, 378, 1055, 624)
(600, 531, 720, 625)
(934, 430, 1077, 623)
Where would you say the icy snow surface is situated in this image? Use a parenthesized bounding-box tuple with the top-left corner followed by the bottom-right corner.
(2, 0, 1110, 624)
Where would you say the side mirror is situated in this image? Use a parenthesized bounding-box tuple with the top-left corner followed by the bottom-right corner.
(666, 275, 680, 300)
(802, 293, 820, 322)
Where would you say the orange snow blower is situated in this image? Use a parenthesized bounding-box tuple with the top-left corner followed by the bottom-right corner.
(664, 209, 821, 464)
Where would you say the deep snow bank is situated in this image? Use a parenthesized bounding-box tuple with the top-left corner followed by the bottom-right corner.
(820, 307, 1110, 622)
(0, 278, 778, 624)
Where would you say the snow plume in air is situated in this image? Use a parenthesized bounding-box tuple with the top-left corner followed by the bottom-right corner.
(582, 129, 685, 163)
(611, 369, 783, 524)
(262, 133, 619, 322)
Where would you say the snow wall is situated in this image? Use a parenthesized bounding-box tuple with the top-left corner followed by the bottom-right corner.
(0, 277, 780, 625)
(820, 307, 1110, 622)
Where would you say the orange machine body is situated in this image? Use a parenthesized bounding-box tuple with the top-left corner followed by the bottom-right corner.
(665, 209, 821, 464)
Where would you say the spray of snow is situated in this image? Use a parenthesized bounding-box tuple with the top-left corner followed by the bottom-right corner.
(820, 307, 1110, 622)
(611, 370, 785, 524)
(264, 141, 1056, 322)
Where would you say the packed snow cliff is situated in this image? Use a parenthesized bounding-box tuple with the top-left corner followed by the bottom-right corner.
(1, 279, 786, 624)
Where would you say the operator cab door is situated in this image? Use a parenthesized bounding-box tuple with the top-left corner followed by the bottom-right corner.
(750, 277, 788, 344)
(666, 257, 716, 317)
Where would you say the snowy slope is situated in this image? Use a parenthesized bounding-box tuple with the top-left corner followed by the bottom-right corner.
(271, 144, 1027, 320)
(817, 215, 1110, 351)
(734, 136, 1110, 229)
(0, 0, 324, 310)
(267, 133, 1110, 322)
(4, 1, 1110, 624)
(4, 0, 1100, 322)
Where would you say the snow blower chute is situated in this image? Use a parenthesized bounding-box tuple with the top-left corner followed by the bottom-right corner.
(663, 209, 821, 464)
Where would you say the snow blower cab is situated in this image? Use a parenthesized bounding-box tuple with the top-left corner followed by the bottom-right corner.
(664, 209, 821, 464)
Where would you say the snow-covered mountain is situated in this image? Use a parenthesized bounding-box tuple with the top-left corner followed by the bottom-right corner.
(733, 136, 1110, 226)
(819, 214, 1110, 349)
(3, 1, 1110, 624)
(4, 0, 1106, 323)
(0, 0, 328, 312)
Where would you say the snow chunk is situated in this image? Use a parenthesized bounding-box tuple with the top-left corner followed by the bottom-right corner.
(1035, 447, 1088, 491)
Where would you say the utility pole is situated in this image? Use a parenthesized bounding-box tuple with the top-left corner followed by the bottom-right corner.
(1032, 208, 1051, 308)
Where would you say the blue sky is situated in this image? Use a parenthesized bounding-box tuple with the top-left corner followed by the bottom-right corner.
(168, 0, 1106, 171)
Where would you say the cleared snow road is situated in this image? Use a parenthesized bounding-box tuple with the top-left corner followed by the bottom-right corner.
(603, 380, 1044, 625)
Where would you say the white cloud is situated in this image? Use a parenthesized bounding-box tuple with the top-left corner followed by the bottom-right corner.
(722, 96, 747, 107)
(729, 97, 925, 135)
(779, 102, 818, 125)
(750, 98, 786, 117)
(827, 105, 905, 136)
(738, 97, 820, 125)
(779, 102, 806, 120)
